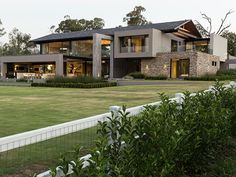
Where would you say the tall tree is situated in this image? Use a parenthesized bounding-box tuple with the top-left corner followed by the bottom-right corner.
(51, 15, 105, 33)
(1, 28, 32, 56)
(195, 10, 234, 37)
(123, 6, 151, 26)
(0, 19, 5, 37)
(222, 31, 236, 56)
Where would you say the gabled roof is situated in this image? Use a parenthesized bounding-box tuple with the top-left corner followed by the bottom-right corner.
(32, 20, 199, 43)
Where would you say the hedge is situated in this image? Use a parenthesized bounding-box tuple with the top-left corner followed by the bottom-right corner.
(31, 82, 117, 88)
(216, 69, 236, 76)
(145, 75, 167, 80)
(46, 76, 106, 84)
(184, 75, 236, 81)
(128, 72, 146, 79)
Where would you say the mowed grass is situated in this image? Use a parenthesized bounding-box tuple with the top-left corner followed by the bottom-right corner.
(0, 81, 216, 137)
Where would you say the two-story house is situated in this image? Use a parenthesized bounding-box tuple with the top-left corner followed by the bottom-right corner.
(0, 20, 228, 79)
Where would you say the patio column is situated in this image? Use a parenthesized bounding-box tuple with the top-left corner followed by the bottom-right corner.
(0, 62, 7, 79)
(93, 33, 113, 78)
(93, 33, 102, 78)
(109, 41, 114, 79)
(55, 55, 64, 76)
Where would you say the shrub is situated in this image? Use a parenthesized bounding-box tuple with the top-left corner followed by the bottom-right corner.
(16, 78, 28, 82)
(145, 75, 167, 80)
(46, 76, 106, 84)
(128, 72, 146, 79)
(184, 75, 236, 81)
(31, 82, 117, 88)
(217, 69, 236, 76)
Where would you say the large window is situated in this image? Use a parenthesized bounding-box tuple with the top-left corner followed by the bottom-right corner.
(72, 40, 93, 58)
(186, 41, 209, 53)
(42, 42, 70, 55)
(120, 35, 149, 53)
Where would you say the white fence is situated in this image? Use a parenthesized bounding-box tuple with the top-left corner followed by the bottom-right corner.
(0, 81, 236, 177)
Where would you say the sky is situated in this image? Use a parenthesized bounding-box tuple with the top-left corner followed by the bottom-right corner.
(0, 0, 236, 42)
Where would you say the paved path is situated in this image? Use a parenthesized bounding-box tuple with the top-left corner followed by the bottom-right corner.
(117, 80, 201, 86)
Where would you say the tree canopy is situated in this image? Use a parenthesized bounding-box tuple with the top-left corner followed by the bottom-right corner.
(222, 31, 236, 56)
(51, 15, 105, 33)
(123, 6, 151, 26)
(0, 19, 5, 38)
(0, 28, 32, 56)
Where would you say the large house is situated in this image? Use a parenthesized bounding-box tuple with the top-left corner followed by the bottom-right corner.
(0, 20, 228, 79)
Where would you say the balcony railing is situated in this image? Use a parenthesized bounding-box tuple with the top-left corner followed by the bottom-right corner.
(120, 46, 149, 53)
(177, 45, 213, 54)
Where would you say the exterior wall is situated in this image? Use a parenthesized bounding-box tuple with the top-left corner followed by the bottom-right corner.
(223, 55, 236, 69)
(114, 29, 185, 59)
(0, 54, 64, 78)
(210, 34, 228, 62)
(196, 52, 220, 76)
(160, 33, 184, 52)
(141, 51, 220, 77)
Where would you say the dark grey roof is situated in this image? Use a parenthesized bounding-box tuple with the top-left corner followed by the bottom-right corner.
(32, 20, 190, 43)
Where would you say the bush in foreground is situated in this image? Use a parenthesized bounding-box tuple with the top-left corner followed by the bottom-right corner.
(40, 82, 236, 177)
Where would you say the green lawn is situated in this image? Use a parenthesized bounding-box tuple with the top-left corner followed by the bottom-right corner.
(0, 81, 217, 137)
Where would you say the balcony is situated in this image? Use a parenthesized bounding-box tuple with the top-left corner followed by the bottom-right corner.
(177, 44, 213, 54)
(120, 46, 149, 53)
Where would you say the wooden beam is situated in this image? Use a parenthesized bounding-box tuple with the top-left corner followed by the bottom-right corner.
(179, 27, 190, 33)
(173, 32, 190, 39)
(177, 29, 198, 39)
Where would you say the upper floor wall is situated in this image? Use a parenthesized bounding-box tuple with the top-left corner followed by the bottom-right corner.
(114, 29, 184, 58)
(209, 34, 228, 62)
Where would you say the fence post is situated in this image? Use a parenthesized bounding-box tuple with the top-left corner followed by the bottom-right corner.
(175, 93, 185, 105)
(108, 106, 121, 145)
(109, 106, 121, 117)
(230, 81, 236, 88)
(208, 85, 215, 93)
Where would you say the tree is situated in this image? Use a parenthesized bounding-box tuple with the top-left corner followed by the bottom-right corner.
(222, 31, 236, 56)
(1, 28, 32, 56)
(195, 10, 234, 37)
(123, 6, 151, 26)
(51, 15, 105, 33)
(0, 19, 5, 37)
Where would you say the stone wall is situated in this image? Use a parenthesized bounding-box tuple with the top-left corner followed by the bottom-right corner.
(196, 52, 220, 76)
(141, 51, 220, 78)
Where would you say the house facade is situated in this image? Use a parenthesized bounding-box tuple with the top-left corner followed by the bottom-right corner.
(0, 20, 228, 79)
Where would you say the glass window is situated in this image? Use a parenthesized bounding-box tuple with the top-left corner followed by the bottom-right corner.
(41, 43, 49, 54)
(186, 41, 208, 53)
(171, 40, 178, 52)
(71, 40, 93, 58)
(49, 42, 70, 54)
(120, 35, 149, 53)
(41, 42, 70, 54)
(180, 59, 190, 76)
